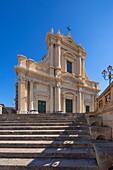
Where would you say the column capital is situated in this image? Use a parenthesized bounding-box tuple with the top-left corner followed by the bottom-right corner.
(57, 82, 62, 88)
(79, 87, 82, 92)
(56, 39, 61, 46)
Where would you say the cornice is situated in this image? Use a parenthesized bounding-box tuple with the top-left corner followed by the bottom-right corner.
(46, 32, 86, 57)
(15, 66, 100, 93)
(14, 66, 54, 81)
(98, 82, 113, 100)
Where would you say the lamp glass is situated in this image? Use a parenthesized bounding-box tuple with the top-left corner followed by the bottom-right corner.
(107, 65, 112, 71)
(102, 70, 107, 75)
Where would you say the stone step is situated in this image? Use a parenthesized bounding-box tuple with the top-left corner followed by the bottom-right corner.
(0, 134, 90, 141)
(0, 118, 75, 123)
(0, 122, 88, 126)
(0, 140, 92, 148)
(0, 129, 89, 135)
(95, 147, 113, 154)
(0, 158, 98, 170)
(0, 121, 87, 125)
(0, 122, 73, 126)
(0, 147, 95, 159)
(93, 141, 113, 147)
(0, 113, 84, 118)
(0, 125, 89, 130)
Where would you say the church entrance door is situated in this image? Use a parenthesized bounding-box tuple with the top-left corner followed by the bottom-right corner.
(38, 100, 46, 113)
(66, 99, 73, 113)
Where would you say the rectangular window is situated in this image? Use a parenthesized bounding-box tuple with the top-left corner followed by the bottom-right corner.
(86, 105, 90, 112)
(66, 99, 73, 113)
(67, 61, 72, 73)
(38, 100, 46, 113)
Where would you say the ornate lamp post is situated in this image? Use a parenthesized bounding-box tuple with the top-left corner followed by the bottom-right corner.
(102, 65, 113, 84)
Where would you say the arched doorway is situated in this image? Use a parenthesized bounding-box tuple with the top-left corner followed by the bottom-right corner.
(96, 135, 106, 140)
(108, 166, 113, 170)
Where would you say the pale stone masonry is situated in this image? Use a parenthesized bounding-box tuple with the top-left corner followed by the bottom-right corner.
(0, 105, 2, 114)
(96, 81, 113, 138)
(15, 29, 99, 114)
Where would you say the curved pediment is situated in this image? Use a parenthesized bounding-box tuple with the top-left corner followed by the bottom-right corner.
(62, 36, 78, 48)
(59, 73, 84, 85)
(63, 51, 76, 59)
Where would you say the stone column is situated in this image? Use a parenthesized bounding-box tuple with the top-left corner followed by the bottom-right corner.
(57, 86, 61, 111)
(0, 105, 2, 114)
(73, 97, 76, 113)
(82, 93, 85, 112)
(55, 82, 61, 112)
(77, 88, 82, 113)
(78, 56, 82, 78)
(50, 43, 54, 76)
(57, 40, 61, 69)
(55, 40, 61, 77)
(65, 58, 67, 72)
(50, 86, 53, 112)
(50, 43, 53, 67)
(63, 95, 66, 113)
(18, 78, 28, 114)
(72, 62, 75, 75)
(82, 58, 85, 79)
(29, 81, 34, 111)
(91, 95, 94, 112)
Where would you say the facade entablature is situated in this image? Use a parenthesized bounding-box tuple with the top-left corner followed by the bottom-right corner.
(61, 45, 78, 56)
(63, 51, 76, 61)
(85, 80, 99, 90)
(61, 74, 83, 85)
(16, 54, 51, 76)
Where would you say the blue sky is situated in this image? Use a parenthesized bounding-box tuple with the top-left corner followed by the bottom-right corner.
(0, 0, 113, 106)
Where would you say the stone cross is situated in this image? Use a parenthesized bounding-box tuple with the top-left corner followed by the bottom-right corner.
(66, 25, 71, 33)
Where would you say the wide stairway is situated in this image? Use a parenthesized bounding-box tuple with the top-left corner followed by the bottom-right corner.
(0, 113, 98, 170)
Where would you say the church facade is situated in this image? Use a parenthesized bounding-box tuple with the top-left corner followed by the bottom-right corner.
(15, 29, 99, 114)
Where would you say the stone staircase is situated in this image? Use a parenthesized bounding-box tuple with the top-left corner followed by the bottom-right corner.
(0, 113, 99, 170)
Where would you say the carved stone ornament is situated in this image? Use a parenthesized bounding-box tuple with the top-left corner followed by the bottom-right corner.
(57, 82, 61, 88)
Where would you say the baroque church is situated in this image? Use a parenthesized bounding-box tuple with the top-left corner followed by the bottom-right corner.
(15, 29, 99, 114)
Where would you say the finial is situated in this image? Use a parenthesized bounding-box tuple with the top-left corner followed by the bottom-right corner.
(57, 29, 60, 35)
(50, 28, 54, 33)
(66, 25, 71, 37)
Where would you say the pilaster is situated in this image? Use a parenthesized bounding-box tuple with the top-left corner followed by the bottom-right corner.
(63, 95, 66, 113)
(91, 95, 94, 112)
(82, 58, 85, 79)
(55, 82, 61, 112)
(57, 40, 61, 69)
(29, 81, 34, 111)
(73, 97, 76, 113)
(49, 42, 54, 76)
(77, 88, 82, 113)
(78, 53, 82, 79)
(82, 93, 85, 112)
(18, 78, 28, 114)
(0, 105, 3, 114)
(50, 85, 53, 112)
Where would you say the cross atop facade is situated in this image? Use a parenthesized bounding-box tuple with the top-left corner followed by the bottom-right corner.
(66, 25, 71, 33)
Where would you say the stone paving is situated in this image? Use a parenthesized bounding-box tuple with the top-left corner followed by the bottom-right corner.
(0, 113, 113, 169)
(0, 113, 99, 169)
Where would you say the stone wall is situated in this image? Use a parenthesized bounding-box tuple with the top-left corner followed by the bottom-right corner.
(102, 110, 113, 139)
(0, 105, 2, 114)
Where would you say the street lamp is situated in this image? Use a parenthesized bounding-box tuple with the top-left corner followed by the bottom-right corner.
(102, 65, 113, 84)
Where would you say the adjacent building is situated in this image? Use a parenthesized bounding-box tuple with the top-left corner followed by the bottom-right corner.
(15, 29, 99, 114)
(96, 81, 113, 138)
